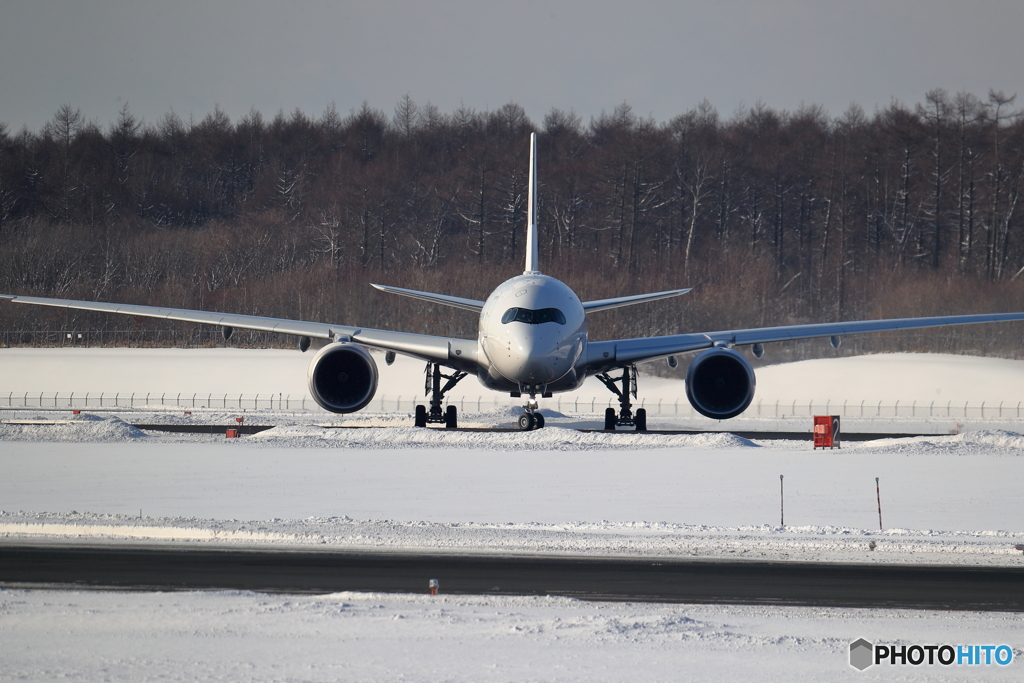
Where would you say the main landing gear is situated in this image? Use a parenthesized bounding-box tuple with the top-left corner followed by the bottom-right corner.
(414, 362, 467, 429)
(596, 365, 647, 431)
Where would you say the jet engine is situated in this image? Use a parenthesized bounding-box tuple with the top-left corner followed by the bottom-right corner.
(684, 347, 756, 420)
(307, 342, 379, 413)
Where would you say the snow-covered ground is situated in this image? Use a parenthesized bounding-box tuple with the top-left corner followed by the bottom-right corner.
(3, 425, 1024, 565)
(4, 347, 1024, 432)
(2, 589, 1021, 682)
(2, 348, 1024, 681)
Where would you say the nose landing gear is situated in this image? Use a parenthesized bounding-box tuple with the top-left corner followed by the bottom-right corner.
(518, 411, 545, 430)
(597, 366, 648, 431)
(517, 392, 546, 430)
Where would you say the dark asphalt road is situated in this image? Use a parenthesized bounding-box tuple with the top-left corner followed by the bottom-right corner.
(2, 544, 1023, 611)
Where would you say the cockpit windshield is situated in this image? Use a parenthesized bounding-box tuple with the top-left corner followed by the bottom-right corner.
(501, 307, 567, 325)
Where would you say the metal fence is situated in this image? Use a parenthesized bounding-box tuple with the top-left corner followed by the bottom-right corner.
(2, 390, 1021, 420)
(1, 329, 292, 349)
(1, 391, 310, 411)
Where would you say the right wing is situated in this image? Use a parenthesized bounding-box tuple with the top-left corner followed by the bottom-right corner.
(582, 288, 692, 313)
(0, 293, 480, 372)
(583, 311, 1024, 374)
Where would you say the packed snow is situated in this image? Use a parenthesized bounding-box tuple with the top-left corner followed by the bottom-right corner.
(2, 589, 1021, 682)
(2, 347, 1024, 681)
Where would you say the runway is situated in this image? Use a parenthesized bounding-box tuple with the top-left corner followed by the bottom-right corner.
(3, 544, 1022, 611)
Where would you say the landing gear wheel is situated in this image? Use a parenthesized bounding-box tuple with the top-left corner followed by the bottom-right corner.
(421, 363, 468, 427)
(604, 407, 617, 431)
(534, 413, 545, 429)
(635, 408, 647, 432)
(518, 412, 535, 431)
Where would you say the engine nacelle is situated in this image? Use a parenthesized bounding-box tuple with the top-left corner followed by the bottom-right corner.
(685, 347, 756, 420)
(307, 342, 379, 413)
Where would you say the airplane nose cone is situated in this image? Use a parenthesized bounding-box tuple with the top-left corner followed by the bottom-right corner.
(490, 326, 572, 385)
(517, 355, 550, 383)
(511, 329, 547, 379)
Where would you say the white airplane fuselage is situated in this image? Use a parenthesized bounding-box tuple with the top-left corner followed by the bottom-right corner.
(477, 273, 588, 394)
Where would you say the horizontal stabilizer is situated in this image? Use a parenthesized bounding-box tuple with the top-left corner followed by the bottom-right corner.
(582, 288, 692, 313)
(371, 284, 484, 312)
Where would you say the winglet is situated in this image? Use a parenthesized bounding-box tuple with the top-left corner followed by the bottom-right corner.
(524, 132, 540, 274)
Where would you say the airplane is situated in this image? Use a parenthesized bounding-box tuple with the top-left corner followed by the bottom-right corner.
(4, 133, 1024, 432)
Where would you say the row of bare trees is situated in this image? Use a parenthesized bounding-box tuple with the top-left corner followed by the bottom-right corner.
(2, 92, 1023, 357)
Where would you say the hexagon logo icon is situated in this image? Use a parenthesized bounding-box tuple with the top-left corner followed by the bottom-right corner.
(850, 638, 874, 670)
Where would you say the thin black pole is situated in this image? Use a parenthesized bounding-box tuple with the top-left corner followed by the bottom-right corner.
(876, 477, 883, 530)
(780, 475, 784, 527)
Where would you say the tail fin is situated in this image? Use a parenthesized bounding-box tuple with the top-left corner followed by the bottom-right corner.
(524, 132, 540, 274)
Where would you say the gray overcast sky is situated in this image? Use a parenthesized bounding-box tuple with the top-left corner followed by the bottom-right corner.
(2, 0, 1022, 132)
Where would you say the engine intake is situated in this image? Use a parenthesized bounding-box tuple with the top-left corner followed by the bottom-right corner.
(307, 342, 379, 413)
(685, 347, 756, 420)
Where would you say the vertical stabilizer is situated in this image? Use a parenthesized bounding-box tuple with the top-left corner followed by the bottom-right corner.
(524, 132, 540, 274)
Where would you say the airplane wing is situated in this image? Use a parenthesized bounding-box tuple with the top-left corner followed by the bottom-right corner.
(0, 293, 480, 372)
(582, 288, 692, 313)
(583, 311, 1024, 374)
(369, 284, 485, 311)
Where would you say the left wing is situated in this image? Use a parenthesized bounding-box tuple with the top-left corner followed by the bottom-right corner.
(0, 293, 480, 372)
(583, 311, 1024, 374)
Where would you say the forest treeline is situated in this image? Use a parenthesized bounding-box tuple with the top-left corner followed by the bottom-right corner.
(1, 91, 1023, 360)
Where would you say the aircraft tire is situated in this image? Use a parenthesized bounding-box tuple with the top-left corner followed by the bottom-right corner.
(445, 405, 458, 429)
(535, 413, 545, 429)
(635, 408, 647, 432)
(414, 405, 427, 428)
(604, 407, 617, 431)
(518, 412, 535, 431)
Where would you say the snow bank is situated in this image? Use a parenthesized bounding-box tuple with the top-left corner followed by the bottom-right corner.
(247, 422, 759, 450)
(858, 429, 1024, 455)
(0, 415, 147, 442)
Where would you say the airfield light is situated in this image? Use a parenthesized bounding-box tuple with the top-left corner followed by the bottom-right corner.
(429, 578, 439, 595)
